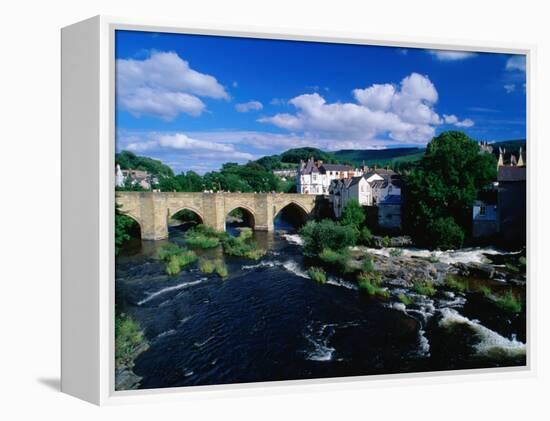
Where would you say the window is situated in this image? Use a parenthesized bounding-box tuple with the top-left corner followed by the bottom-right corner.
(479, 204, 486, 216)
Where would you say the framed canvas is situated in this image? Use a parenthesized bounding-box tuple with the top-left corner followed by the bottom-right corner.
(61, 16, 534, 405)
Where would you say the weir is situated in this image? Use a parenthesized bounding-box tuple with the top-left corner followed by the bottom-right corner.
(116, 192, 318, 240)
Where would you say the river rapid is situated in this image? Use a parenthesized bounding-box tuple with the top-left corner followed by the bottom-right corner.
(115, 222, 526, 390)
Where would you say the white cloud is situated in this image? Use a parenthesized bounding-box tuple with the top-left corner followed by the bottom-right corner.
(353, 84, 395, 111)
(504, 84, 516, 93)
(235, 100, 263, 112)
(428, 50, 477, 61)
(259, 72, 473, 145)
(117, 51, 229, 120)
(506, 56, 526, 72)
(120, 132, 255, 161)
(443, 114, 474, 127)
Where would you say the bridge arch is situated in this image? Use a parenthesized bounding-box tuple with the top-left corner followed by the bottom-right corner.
(117, 212, 143, 245)
(225, 204, 256, 232)
(169, 206, 205, 223)
(274, 201, 310, 229)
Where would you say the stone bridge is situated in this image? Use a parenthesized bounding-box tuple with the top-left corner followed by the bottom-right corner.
(116, 192, 318, 240)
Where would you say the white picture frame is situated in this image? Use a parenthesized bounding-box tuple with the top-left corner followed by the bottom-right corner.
(61, 15, 535, 405)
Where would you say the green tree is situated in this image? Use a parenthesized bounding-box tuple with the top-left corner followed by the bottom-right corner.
(341, 199, 366, 230)
(403, 131, 496, 249)
(299, 219, 358, 257)
(116, 150, 174, 178)
(115, 204, 136, 255)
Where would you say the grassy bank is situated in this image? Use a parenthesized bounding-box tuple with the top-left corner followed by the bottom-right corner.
(115, 312, 148, 370)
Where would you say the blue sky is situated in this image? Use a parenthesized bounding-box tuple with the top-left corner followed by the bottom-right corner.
(115, 30, 526, 174)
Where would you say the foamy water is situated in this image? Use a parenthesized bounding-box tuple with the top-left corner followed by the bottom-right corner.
(363, 246, 513, 265)
(438, 308, 526, 358)
(138, 278, 206, 306)
(282, 233, 304, 246)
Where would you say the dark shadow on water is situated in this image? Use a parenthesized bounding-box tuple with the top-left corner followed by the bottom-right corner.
(37, 377, 61, 392)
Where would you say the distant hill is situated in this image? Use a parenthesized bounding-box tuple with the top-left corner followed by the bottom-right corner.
(116, 150, 174, 178)
(333, 147, 425, 167)
(253, 139, 526, 173)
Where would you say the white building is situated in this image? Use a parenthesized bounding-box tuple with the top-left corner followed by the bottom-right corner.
(297, 157, 363, 195)
(329, 170, 402, 218)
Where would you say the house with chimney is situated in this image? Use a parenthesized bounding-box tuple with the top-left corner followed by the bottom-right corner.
(297, 157, 363, 195)
(329, 168, 402, 227)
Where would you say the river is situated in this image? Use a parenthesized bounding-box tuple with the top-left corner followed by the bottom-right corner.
(115, 221, 526, 390)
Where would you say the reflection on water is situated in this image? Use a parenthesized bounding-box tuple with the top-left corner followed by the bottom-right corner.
(115, 221, 526, 390)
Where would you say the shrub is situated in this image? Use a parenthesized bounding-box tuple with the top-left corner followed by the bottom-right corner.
(361, 255, 375, 273)
(319, 248, 350, 273)
(425, 217, 464, 250)
(308, 267, 327, 284)
(185, 234, 220, 249)
(192, 224, 222, 237)
(495, 290, 523, 313)
(445, 275, 469, 293)
(200, 259, 228, 278)
(300, 219, 357, 257)
(357, 270, 383, 286)
(237, 227, 253, 241)
(156, 242, 184, 261)
(397, 293, 412, 305)
(358, 226, 373, 246)
(382, 236, 391, 248)
(185, 225, 223, 249)
(357, 274, 389, 298)
(414, 281, 437, 297)
(222, 236, 266, 260)
(389, 248, 403, 258)
(341, 199, 366, 230)
(215, 260, 229, 278)
(115, 313, 146, 369)
(199, 259, 216, 274)
(166, 256, 182, 276)
(165, 250, 197, 275)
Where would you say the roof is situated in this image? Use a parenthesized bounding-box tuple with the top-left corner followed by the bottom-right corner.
(300, 158, 319, 175)
(369, 180, 387, 189)
(498, 166, 526, 182)
(319, 163, 353, 172)
(348, 175, 365, 187)
(379, 195, 402, 205)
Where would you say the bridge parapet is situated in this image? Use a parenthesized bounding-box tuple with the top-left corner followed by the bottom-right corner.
(115, 191, 317, 240)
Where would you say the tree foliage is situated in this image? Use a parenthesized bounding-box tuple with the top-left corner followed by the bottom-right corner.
(299, 219, 358, 257)
(115, 204, 138, 255)
(402, 131, 496, 249)
(116, 150, 174, 178)
(341, 199, 366, 231)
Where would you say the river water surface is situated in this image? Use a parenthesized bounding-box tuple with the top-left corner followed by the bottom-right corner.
(115, 222, 526, 390)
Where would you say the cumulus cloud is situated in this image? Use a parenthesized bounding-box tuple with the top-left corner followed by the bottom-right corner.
(235, 100, 263, 112)
(259, 72, 472, 145)
(443, 114, 474, 127)
(120, 132, 255, 162)
(116, 51, 229, 120)
(506, 55, 526, 72)
(428, 50, 477, 61)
